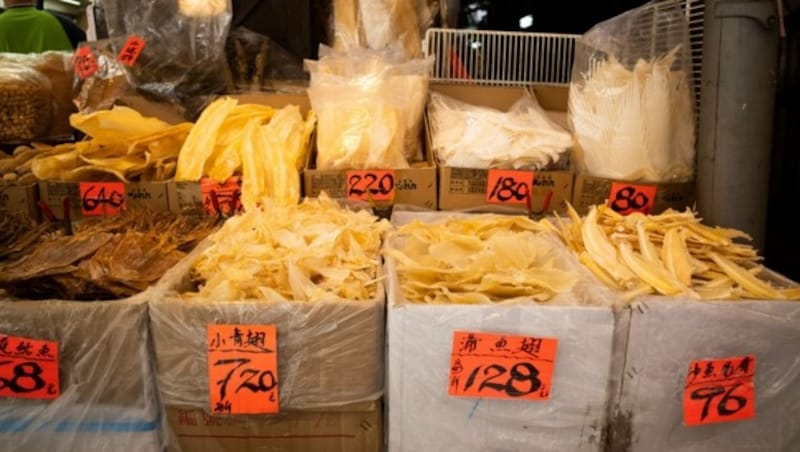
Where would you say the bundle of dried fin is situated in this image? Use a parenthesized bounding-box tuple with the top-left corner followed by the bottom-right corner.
(0, 211, 217, 300)
(186, 195, 391, 302)
(544, 204, 800, 301)
(384, 215, 578, 304)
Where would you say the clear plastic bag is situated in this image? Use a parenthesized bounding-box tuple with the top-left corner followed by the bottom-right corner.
(101, 0, 234, 116)
(306, 46, 432, 170)
(332, 0, 433, 58)
(568, 0, 696, 183)
(428, 90, 573, 170)
(0, 64, 52, 143)
(225, 27, 307, 93)
(72, 38, 134, 114)
(0, 52, 74, 140)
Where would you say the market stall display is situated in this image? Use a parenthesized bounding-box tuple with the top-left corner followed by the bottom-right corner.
(385, 210, 617, 452)
(149, 196, 389, 451)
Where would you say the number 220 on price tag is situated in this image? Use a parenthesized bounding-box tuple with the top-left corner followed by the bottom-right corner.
(346, 170, 396, 202)
(207, 324, 279, 415)
(448, 331, 557, 400)
(684, 355, 755, 426)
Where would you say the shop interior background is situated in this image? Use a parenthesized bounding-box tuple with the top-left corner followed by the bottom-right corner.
(0, 0, 797, 280)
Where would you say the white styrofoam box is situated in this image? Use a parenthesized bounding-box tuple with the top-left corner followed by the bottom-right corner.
(386, 210, 616, 452)
(607, 298, 800, 452)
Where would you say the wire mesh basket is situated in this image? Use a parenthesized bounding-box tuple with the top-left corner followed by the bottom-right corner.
(423, 0, 704, 97)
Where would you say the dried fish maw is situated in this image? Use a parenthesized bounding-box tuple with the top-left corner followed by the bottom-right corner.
(70, 106, 171, 142)
(31, 149, 81, 179)
(176, 97, 239, 181)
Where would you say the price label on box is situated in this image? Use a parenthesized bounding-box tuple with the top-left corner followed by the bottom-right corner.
(608, 182, 658, 215)
(0, 334, 60, 400)
(118, 35, 146, 67)
(79, 182, 126, 217)
(346, 170, 396, 202)
(201, 177, 243, 217)
(448, 331, 557, 401)
(684, 355, 755, 426)
(486, 169, 534, 205)
(207, 324, 279, 415)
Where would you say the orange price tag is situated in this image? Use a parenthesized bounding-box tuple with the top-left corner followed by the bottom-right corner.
(207, 324, 279, 415)
(346, 170, 396, 202)
(201, 177, 243, 217)
(486, 169, 534, 205)
(73, 46, 98, 80)
(0, 334, 60, 400)
(608, 182, 658, 215)
(448, 331, 557, 401)
(684, 355, 755, 427)
(79, 182, 126, 217)
(117, 35, 146, 67)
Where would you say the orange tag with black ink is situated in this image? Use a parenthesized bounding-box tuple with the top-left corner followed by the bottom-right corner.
(448, 331, 557, 401)
(207, 324, 279, 415)
(684, 355, 755, 426)
(0, 334, 60, 400)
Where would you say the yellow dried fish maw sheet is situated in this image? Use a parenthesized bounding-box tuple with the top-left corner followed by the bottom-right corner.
(175, 97, 239, 181)
(185, 195, 391, 302)
(70, 106, 172, 142)
(384, 212, 619, 306)
(551, 203, 799, 302)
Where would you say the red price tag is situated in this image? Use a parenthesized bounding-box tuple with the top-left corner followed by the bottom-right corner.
(608, 182, 658, 215)
(448, 331, 557, 401)
(117, 35, 146, 67)
(0, 334, 60, 400)
(207, 325, 279, 415)
(346, 170, 396, 202)
(684, 355, 755, 427)
(201, 177, 243, 217)
(486, 169, 534, 205)
(79, 182, 126, 217)
(73, 46, 98, 80)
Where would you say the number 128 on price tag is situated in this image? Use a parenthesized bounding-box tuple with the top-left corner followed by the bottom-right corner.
(448, 331, 557, 401)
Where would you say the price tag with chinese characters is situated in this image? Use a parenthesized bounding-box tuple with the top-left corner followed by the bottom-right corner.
(207, 324, 279, 415)
(448, 331, 557, 401)
(346, 170, 396, 202)
(608, 182, 658, 215)
(0, 334, 60, 400)
(486, 169, 534, 205)
(79, 182, 126, 217)
(117, 35, 146, 67)
(73, 47, 98, 80)
(684, 355, 755, 426)
(200, 177, 243, 217)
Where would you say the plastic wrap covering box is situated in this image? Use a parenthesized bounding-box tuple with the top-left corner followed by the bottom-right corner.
(607, 294, 800, 452)
(149, 246, 385, 451)
(386, 210, 616, 452)
(0, 293, 160, 452)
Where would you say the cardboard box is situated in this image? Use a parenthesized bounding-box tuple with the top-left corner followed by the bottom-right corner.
(386, 211, 615, 452)
(0, 295, 161, 451)
(38, 180, 170, 221)
(169, 92, 312, 215)
(572, 174, 696, 216)
(0, 183, 39, 221)
(165, 401, 382, 452)
(431, 84, 574, 215)
(302, 93, 437, 210)
(607, 295, 800, 452)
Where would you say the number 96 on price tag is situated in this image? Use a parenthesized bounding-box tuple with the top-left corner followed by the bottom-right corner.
(683, 355, 755, 427)
(448, 331, 557, 401)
